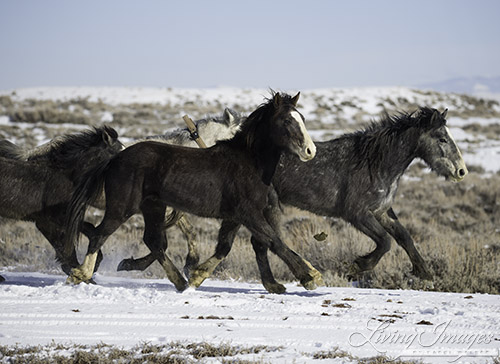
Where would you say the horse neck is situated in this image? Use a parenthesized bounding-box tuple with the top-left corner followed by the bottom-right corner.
(229, 115, 282, 186)
(26, 136, 65, 161)
(255, 138, 282, 186)
(365, 127, 420, 183)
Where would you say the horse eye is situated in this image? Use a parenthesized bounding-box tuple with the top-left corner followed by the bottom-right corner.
(439, 138, 448, 143)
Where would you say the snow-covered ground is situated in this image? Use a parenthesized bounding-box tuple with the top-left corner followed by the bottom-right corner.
(1, 87, 499, 362)
(0, 272, 498, 363)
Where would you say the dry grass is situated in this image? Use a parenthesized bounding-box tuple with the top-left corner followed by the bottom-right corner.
(0, 95, 499, 294)
(1, 170, 498, 294)
(0, 341, 438, 363)
(0, 341, 278, 363)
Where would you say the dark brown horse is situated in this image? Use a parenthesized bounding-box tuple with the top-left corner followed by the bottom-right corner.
(0, 126, 122, 281)
(65, 92, 323, 292)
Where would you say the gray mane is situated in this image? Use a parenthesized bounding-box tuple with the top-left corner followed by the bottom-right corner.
(344, 107, 446, 171)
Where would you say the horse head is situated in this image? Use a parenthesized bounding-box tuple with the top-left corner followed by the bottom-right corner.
(195, 108, 244, 145)
(268, 91, 316, 162)
(415, 108, 468, 182)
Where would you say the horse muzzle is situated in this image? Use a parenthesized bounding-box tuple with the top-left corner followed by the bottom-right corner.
(297, 141, 316, 162)
(451, 164, 468, 182)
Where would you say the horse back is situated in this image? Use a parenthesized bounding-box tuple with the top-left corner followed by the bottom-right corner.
(105, 141, 267, 219)
(0, 157, 73, 220)
(274, 139, 399, 218)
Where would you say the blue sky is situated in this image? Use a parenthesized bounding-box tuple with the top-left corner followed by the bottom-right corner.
(1, 0, 499, 90)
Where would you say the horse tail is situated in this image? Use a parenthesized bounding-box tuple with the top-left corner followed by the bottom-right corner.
(63, 156, 112, 259)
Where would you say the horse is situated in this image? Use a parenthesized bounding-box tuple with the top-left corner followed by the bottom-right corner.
(190, 107, 467, 291)
(0, 109, 244, 279)
(119, 108, 245, 275)
(144, 108, 241, 147)
(0, 126, 122, 281)
(64, 92, 323, 293)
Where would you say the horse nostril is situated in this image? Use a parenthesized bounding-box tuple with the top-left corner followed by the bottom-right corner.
(458, 168, 466, 177)
(306, 147, 312, 156)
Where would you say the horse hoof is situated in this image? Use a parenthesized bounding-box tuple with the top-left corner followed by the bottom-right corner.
(300, 267, 325, 290)
(263, 282, 286, 294)
(65, 267, 93, 285)
(311, 269, 325, 287)
(65, 275, 81, 285)
(117, 258, 135, 271)
(0, 275, 5, 283)
(353, 257, 375, 273)
(301, 279, 318, 290)
(188, 275, 204, 289)
(412, 267, 433, 281)
(174, 280, 188, 292)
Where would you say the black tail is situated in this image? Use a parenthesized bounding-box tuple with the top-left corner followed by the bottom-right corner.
(63, 155, 113, 259)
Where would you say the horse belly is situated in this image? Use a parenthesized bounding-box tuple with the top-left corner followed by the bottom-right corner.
(0, 177, 70, 220)
(159, 173, 225, 218)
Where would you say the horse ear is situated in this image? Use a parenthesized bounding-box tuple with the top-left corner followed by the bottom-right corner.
(273, 92, 282, 108)
(430, 110, 440, 125)
(102, 128, 114, 146)
(441, 108, 448, 119)
(223, 108, 236, 125)
(291, 92, 300, 107)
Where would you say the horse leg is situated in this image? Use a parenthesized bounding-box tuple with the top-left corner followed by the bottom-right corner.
(141, 199, 187, 291)
(36, 222, 78, 275)
(66, 211, 127, 284)
(350, 213, 392, 273)
(248, 193, 288, 293)
(250, 236, 286, 294)
(117, 254, 156, 272)
(177, 214, 200, 278)
(81, 222, 104, 273)
(246, 213, 324, 291)
(116, 210, 190, 273)
(377, 208, 432, 280)
(36, 219, 102, 284)
(188, 220, 240, 288)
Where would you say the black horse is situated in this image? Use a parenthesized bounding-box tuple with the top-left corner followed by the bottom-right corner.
(187, 107, 468, 292)
(0, 126, 122, 281)
(64, 92, 323, 292)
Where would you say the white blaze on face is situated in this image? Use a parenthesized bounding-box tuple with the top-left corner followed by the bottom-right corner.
(445, 126, 463, 158)
(290, 111, 316, 160)
(445, 126, 468, 180)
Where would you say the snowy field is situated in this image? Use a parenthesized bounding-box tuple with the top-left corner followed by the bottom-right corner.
(1, 272, 499, 363)
(2, 86, 500, 174)
(1, 87, 499, 362)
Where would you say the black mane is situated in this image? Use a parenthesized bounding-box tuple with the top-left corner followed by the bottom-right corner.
(29, 126, 118, 168)
(220, 91, 296, 153)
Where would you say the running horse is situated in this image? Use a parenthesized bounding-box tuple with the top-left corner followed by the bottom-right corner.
(0, 126, 122, 281)
(192, 107, 468, 292)
(64, 92, 323, 292)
